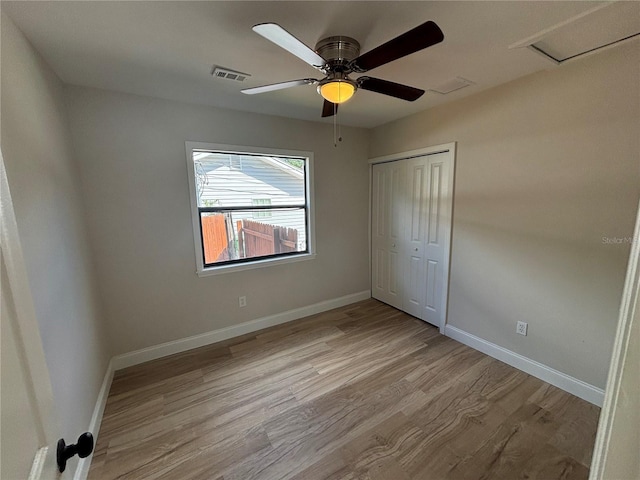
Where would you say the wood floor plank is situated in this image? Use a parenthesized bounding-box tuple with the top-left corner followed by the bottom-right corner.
(519, 443, 590, 480)
(88, 299, 599, 480)
(448, 402, 562, 479)
(289, 452, 354, 480)
(548, 412, 600, 467)
(341, 411, 424, 473)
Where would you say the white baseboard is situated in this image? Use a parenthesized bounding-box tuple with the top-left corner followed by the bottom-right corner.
(112, 290, 371, 370)
(73, 358, 115, 480)
(444, 325, 604, 406)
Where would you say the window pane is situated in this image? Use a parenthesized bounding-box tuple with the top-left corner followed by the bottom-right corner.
(200, 208, 307, 265)
(193, 151, 306, 208)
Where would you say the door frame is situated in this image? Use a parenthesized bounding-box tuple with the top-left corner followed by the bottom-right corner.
(589, 200, 640, 479)
(368, 142, 457, 334)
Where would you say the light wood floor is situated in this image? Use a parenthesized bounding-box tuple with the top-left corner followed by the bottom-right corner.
(89, 299, 600, 480)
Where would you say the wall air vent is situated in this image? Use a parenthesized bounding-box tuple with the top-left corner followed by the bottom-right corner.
(510, 2, 640, 65)
(211, 65, 251, 82)
(429, 77, 474, 95)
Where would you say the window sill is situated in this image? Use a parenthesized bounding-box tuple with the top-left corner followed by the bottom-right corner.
(196, 252, 316, 277)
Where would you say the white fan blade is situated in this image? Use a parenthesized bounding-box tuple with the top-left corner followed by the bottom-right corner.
(241, 78, 318, 95)
(253, 23, 326, 70)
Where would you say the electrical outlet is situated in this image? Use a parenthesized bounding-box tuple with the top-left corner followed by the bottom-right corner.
(239, 296, 247, 308)
(516, 321, 528, 336)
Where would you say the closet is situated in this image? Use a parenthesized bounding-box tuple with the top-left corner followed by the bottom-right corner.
(371, 146, 454, 330)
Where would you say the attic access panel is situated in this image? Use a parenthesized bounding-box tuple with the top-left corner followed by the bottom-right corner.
(516, 2, 640, 64)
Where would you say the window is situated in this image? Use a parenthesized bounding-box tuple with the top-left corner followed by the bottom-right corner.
(186, 142, 315, 275)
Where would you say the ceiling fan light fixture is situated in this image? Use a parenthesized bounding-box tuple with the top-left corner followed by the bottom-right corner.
(318, 79, 356, 104)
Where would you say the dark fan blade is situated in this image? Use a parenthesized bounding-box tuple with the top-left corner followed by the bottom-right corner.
(322, 100, 338, 117)
(350, 21, 443, 72)
(357, 77, 424, 101)
(241, 78, 318, 95)
(253, 23, 326, 70)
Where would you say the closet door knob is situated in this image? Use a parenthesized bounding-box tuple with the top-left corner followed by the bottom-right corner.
(415, 248, 418, 251)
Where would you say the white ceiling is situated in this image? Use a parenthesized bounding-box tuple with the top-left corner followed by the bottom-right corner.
(2, 1, 614, 128)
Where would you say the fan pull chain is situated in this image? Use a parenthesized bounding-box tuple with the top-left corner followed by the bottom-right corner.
(333, 103, 337, 147)
(333, 102, 342, 147)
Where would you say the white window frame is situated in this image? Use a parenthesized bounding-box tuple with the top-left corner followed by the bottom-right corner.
(185, 142, 316, 276)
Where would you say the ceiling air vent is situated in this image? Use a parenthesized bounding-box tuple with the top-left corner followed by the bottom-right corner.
(429, 77, 474, 95)
(211, 65, 251, 82)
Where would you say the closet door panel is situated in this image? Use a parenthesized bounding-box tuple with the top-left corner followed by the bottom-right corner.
(371, 165, 388, 303)
(388, 250, 401, 298)
(425, 259, 439, 311)
(403, 159, 427, 318)
(371, 162, 404, 309)
(422, 157, 449, 327)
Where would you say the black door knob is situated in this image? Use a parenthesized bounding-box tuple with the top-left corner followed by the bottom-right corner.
(57, 432, 94, 473)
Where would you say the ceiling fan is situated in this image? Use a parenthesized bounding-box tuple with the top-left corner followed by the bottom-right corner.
(241, 21, 444, 117)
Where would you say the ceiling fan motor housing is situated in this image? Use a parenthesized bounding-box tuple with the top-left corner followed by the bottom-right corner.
(315, 36, 361, 72)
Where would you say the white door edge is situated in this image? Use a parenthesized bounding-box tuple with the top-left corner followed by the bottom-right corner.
(589, 200, 640, 479)
(27, 447, 49, 480)
(1, 151, 61, 478)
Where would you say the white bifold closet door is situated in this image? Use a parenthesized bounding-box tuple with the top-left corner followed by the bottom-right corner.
(371, 151, 453, 329)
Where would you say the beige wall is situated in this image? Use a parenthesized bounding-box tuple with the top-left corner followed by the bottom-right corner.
(1, 11, 110, 467)
(370, 42, 640, 389)
(64, 86, 371, 355)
